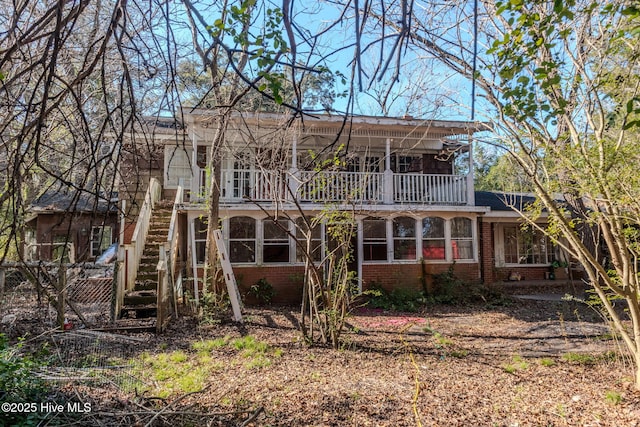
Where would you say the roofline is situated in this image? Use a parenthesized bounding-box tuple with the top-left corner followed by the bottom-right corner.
(181, 109, 491, 135)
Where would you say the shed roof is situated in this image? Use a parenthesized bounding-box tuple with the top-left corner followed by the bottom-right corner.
(29, 185, 117, 214)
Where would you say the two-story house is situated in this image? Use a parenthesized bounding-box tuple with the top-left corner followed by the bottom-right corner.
(118, 111, 496, 308)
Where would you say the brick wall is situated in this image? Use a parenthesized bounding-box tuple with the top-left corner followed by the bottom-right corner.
(360, 262, 481, 293)
(217, 262, 483, 305)
(480, 220, 495, 284)
(493, 266, 550, 281)
(232, 265, 306, 305)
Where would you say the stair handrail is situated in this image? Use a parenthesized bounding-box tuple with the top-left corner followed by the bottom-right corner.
(158, 186, 183, 327)
(127, 178, 162, 293)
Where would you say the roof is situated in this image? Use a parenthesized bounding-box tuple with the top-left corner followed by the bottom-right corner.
(29, 185, 118, 214)
(474, 191, 539, 212)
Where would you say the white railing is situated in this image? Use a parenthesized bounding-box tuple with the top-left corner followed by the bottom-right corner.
(297, 170, 384, 203)
(393, 173, 467, 205)
(123, 178, 161, 293)
(158, 185, 183, 329)
(218, 169, 288, 202)
(209, 168, 467, 205)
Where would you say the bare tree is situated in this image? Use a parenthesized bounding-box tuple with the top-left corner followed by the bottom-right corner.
(350, 0, 640, 388)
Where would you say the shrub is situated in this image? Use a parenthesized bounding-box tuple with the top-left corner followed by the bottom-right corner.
(365, 282, 426, 312)
(248, 278, 276, 305)
(0, 334, 49, 426)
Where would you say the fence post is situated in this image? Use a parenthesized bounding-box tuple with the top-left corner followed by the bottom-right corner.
(156, 260, 166, 333)
(57, 267, 66, 330)
(0, 268, 5, 301)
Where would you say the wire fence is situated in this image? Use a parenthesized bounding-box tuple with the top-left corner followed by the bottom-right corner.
(1, 263, 116, 334)
(38, 329, 144, 390)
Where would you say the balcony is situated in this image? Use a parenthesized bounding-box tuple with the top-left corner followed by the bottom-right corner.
(202, 169, 469, 206)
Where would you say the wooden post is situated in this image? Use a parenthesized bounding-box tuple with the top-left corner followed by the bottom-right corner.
(213, 229, 243, 322)
(57, 267, 66, 330)
(0, 268, 5, 302)
(157, 259, 166, 333)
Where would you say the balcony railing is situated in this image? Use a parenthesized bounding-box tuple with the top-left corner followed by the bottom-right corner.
(201, 169, 468, 205)
(393, 173, 467, 205)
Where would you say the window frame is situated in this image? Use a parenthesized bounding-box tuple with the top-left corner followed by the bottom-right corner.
(451, 217, 474, 261)
(502, 224, 554, 266)
(228, 216, 256, 264)
(362, 217, 388, 262)
(393, 216, 417, 261)
(90, 225, 112, 258)
(262, 218, 291, 264)
(421, 217, 446, 261)
(193, 217, 207, 266)
(295, 217, 322, 263)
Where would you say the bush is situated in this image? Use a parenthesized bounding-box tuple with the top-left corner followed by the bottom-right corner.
(0, 334, 49, 426)
(365, 282, 426, 312)
(247, 278, 275, 305)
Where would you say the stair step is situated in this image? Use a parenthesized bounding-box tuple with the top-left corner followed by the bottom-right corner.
(121, 305, 157, 319)
(124, 290, 157, 306)
(138, 264, 159, 272)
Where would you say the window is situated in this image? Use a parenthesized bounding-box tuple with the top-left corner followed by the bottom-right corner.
(164, 147, 192, 188)
(296, 217, 322, 262)
(232, 152, 252, 199)
(422, 217, 445, 260)
(504, 225, 554, 265)
(363, 217, 387, 261)
(451, 217, 473, 260)
(229, 217, 255, 263)
(194, 217, 207, 265)
(391, 155, 422, 173)
(91, 226, 112, 257)
(54, 235, 74, 263)
(365, 156, 383, 172)
(263, 219, 290, 263)
(393, 217, 416, 260)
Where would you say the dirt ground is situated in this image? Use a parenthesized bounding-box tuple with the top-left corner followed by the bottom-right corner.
(3, 284, 640, 426)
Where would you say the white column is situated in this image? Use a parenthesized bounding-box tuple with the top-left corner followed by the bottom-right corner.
(189, 218, 199, 306)
(288, 136, 300, 202)
(191, 132, 199, 198)
(356, 217, 363, 293)
(383, 138, 393, 204)
(466, 139, 475, 206)
(386, 218, 394, 261)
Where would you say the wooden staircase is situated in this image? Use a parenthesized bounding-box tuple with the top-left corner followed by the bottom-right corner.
(121, 201, 173, 323)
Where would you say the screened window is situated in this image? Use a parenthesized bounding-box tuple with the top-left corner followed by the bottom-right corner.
(451, 217, 473, 260)
(504, 225, 554, 265)
(229, 216, 255, 263)
(263, 219, 290, 263)
(393, 217, 416, 260)
(422, 217, 445, 260)
(296, 217, 322, 262)
(363, 217, 387, 261)
(91, 226, 112, 257)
